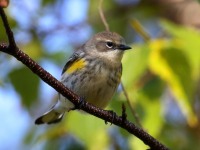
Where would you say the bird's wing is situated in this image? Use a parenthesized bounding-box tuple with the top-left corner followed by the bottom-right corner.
(61, 52, 80, 75)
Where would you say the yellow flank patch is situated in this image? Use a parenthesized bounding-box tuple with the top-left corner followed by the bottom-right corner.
(66, 59, 86, 74)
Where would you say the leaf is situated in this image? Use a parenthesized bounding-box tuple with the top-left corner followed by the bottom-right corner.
(128, 78, 164, 150)
(149, 39, 198, 127)
(122, 43, 149, 89)
(22, 40, 44, 60)
(64, 111, 109, 150)
(37, 112, 109, 150)
(138, 77, 164, 134)
(161, 21, 200, 79)
(45, 51, 69, 66)
(9, 67, 40, 108)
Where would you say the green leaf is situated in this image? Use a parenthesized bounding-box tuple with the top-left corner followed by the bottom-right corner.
(45, 51, 70, 66)
(128, 78, 164, 149)
(149, 39, 198, 127)
(161, 21, 200, 79)
(122, 43, 149, 89)
(22, 40, 44, 60)
(64, 111, 109, 150)
(139, 78, 164, 133)
(9, 67, 40, 108)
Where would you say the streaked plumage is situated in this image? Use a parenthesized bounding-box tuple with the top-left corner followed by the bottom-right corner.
(35, 31, 131, 124)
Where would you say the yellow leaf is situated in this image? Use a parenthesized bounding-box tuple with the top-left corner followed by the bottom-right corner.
(149, 39, 198, 127)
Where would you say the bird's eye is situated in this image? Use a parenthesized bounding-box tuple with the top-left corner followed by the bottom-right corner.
(106, 41, 114, 48)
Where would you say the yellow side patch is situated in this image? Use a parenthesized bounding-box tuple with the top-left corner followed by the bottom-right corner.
(66, 59, 86, 74)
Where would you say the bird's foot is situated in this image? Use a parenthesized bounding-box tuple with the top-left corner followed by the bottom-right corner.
(104, 110, 117, 125)
(68, 97, 85, 112)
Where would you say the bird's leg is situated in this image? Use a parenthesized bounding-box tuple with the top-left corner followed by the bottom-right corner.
(121, 103, 127, 123)
(68, 97, 85, 112)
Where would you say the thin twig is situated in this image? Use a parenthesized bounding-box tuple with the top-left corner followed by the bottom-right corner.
(128, 19, 152, 127)
(121, 83, 143, 128)
(0, 7, 16, 48)
(98, 0, 110, 31)
(98, 0, 143, 130)
(121, 103, 127, 123)
(131, 18, 151, 42)
(0, 7, 169, 150)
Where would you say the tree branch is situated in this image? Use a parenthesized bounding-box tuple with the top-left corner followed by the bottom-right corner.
(0, 7, 169, 150)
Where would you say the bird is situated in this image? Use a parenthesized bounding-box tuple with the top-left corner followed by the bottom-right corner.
(35, 31, 132, 124)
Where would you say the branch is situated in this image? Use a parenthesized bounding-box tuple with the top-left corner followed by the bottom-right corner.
(0, 7, 169, 150)
(131, 19, 151, 42)
(121, 83, 143, 128)
(98, 0, 110, 31)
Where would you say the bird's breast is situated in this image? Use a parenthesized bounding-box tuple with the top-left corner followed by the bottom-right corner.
(61, 59, 122, 108)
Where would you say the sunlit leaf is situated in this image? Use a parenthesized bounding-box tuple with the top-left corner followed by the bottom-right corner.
(161, 21, 200, 79)
(21, 40, 44, 60)
(64, 111, 109, 150)
(129, 136, 149, 150)
(149, 39, 198, 127)
(122, 43, 149, 89)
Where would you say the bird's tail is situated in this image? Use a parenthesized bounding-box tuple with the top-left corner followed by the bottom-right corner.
(35, 109, 65, 125)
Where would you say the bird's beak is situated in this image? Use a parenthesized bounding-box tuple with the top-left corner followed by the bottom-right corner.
(118, 44, 132, 50)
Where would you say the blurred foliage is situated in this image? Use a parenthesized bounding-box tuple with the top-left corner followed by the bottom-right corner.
(9, 67, 40, 107)
(0, 0, 200, 150)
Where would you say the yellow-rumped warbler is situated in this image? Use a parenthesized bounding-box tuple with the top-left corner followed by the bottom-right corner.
(35, 31, 131, 124)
